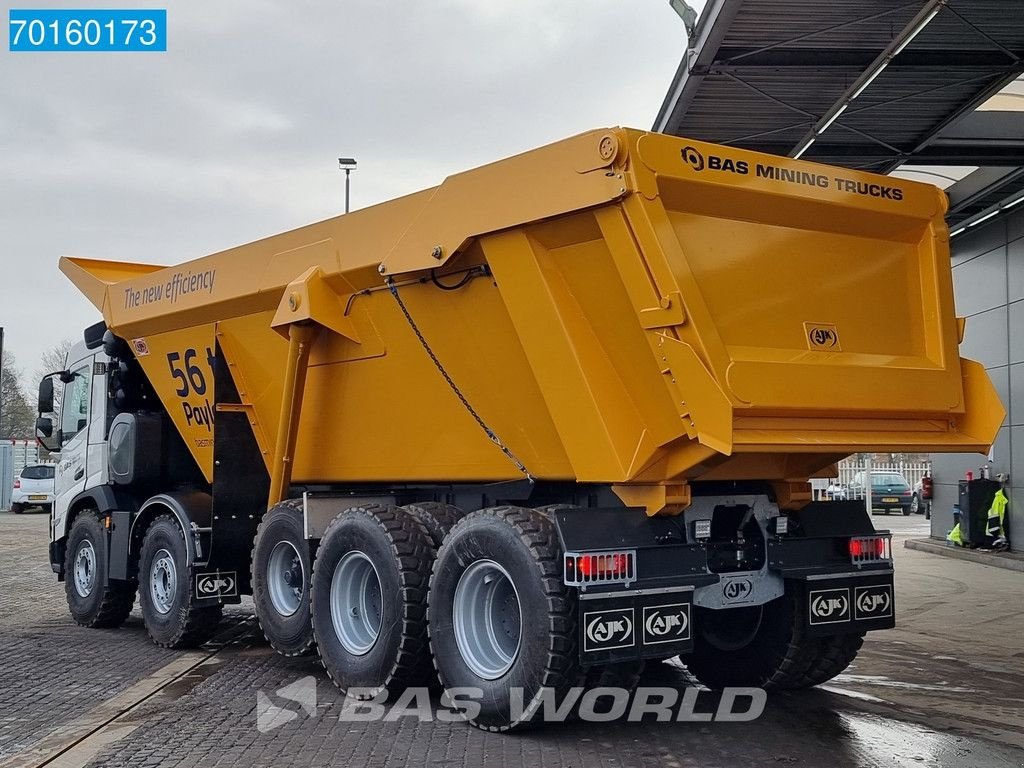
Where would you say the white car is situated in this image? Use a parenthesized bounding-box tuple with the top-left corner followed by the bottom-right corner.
(11, 464, 55, 514)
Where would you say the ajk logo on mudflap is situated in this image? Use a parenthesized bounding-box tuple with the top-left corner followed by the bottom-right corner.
(195, 571, 238, 599)
(642, 603, 691, 646)
(808, 588, 850, 625)
(583, 609, 634, 652)
(855, 585, 893, 620)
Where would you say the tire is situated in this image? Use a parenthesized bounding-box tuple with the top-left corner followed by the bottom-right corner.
(568, 660, 647, 720)
(583, 660, 645, 691)
(902, 506, 912, 516)
(64, 510, 136, 628)
(925, 501, 931, 520)
(910, 494, 920, 514)
(428, 506, 580, 732)
(403, 502, 464, 548)
(252, 499, 314, 656)
(138, 514, 222, 648)
(680, 589, 863, 690)
(311, 504, 434, 698)
(798, 633, 864, 687)
(11, 503, 24, 514)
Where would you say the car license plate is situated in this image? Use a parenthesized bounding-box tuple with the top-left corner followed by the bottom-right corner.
(29, 495, 48, 501)
(882, 497, 899, 503)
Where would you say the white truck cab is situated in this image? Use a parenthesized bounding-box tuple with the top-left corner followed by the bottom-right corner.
(38, 339, 110, 555)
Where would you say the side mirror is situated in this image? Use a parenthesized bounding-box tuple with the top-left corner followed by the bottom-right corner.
(38, 377, 55, 414)
(36, 417, 60, 452)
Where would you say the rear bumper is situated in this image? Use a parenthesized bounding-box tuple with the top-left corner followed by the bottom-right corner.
(871, 498, 911, 513)
(11, 491, 53, 505)
(553, 501, 894, 665)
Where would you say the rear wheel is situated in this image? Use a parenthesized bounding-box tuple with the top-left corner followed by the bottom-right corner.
(11, 503, 24, 514)
(585, 661, 645, 690)
(680, 590, 862, 690)
(429, 506, 579, 732)
(64, 510, 136, 628)
(252, 499, 314, 656)
(138, 514, 222, 648)
(910, 494, 920, 514)
(311, 504, 434, 698)
(403, 502, 464, 548)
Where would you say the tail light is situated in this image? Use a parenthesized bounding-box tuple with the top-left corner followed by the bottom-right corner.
(13, 479, 20, 489)
(564, 550, 636, 589)
(849, 535, 891, 565)
(921, 477, 933, 499)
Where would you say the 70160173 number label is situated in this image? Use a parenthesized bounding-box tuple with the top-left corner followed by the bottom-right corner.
(9, 9, 166, 52)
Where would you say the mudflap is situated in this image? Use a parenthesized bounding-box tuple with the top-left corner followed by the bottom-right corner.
(799, 573, 895, 636)
(579, 588, 694, 665)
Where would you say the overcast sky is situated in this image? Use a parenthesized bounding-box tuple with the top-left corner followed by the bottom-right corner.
(0, 0, 702, 383)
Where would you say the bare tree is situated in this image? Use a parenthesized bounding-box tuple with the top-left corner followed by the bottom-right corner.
(37, 338, 73, 379)
(35, 338, 74, 419)
(0, 351, 36, 439)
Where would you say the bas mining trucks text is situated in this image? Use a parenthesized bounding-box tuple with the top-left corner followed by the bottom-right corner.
(36, 128, 1002, 731)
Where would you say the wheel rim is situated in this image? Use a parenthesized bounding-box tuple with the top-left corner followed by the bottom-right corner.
(73, 540, 96, 598)
(453, 559, 522, 680)
(268, 540, 305, 617)
(150, 548, 178, 615)
(330, 551, 383, 655)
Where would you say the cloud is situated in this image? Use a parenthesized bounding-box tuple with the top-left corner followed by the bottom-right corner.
(0, 0, 698, 384)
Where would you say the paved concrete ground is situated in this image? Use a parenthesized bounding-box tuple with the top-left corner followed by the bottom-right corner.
(1, 509, 1023, 768)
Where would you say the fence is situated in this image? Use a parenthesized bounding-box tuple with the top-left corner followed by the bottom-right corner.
(810, 456, 931, 501)
(1, 439, 43, 511)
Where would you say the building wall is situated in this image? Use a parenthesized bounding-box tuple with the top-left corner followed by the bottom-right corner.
(930, 206, 1024, 550)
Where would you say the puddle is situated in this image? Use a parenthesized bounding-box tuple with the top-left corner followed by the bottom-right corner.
(834, 673, 975, 694)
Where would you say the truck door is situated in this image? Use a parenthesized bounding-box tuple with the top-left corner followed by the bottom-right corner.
(53, 359, 93, 534)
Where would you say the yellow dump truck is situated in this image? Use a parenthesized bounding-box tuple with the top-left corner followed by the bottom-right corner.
(37, 128, 1002, 730)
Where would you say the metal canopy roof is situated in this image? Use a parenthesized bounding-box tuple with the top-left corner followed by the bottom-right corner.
(654, 0, 1024, 181)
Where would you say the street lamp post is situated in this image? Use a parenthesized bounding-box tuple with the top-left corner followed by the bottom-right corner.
(338, 157, 357, 213)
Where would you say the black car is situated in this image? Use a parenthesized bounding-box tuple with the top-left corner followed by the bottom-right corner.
(851, 471, 913, 515)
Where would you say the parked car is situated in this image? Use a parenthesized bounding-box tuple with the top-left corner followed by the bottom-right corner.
(850, 470, 913, 515)
(911, 474, 933, 518)
(10, 464, 55, 514)
(825, 481, 849, 500)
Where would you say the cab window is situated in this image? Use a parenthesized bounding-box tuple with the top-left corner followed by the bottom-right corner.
(60, 366, 92, 442)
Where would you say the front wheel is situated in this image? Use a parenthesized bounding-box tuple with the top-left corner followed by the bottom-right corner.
(64, 510, 136, 628)
(910, 494, 920, 514)
(138, 514, 222, 648)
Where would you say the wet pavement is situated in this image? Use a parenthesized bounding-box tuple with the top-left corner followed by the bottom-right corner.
(1, 510, 1022, 768)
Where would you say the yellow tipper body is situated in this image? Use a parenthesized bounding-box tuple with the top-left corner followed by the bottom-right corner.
(61, 128, 1003, 511)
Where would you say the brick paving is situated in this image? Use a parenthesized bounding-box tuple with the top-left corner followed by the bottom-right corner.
(2, 512, 1023, 768)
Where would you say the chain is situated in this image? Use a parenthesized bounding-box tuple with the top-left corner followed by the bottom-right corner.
(386, 276, 534, 481)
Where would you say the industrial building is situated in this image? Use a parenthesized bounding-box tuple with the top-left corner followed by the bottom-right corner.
(656, 0, 1024, 549)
